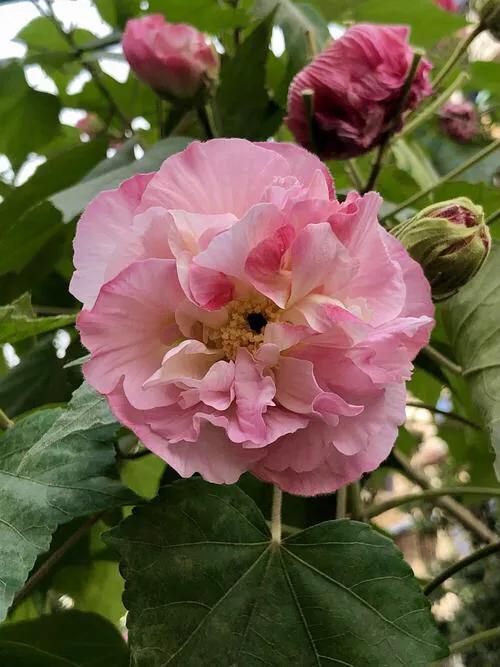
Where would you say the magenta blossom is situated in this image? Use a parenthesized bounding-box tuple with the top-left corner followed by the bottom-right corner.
(439, 100, 480, 143)
(122, 14, 218, 99)
(286, 24, 433, 159)
(434, 0, 463, 11)
(71, 139, 433, 496)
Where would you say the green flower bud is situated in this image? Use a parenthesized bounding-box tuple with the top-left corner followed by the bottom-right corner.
(392, 197, 491, 301)
(476, 0, 500, 39)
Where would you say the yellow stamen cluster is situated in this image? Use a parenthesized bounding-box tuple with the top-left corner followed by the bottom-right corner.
(206, 295, 280, 360)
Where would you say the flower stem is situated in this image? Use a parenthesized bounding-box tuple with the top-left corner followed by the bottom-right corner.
(346, 159, 364, 191)
(393, 450, 497, 544)
(381, 138, 500, 222)
(432, 23, 483, 90)
(423, 345, 463, 376)
(449, 626, 500, 656)
(367, 487, 500, 519)
(271, 485, 283, 543)
(0, 408, 13, 430)
(397, 71, 470, 139)
(196, 104, 215, 139)
(405, 400, 480, 430)
(363, 52, 422, 193)
(425, 541, 500, 596)
(336, 486, 348, 519)
(486, 209, 500, 226)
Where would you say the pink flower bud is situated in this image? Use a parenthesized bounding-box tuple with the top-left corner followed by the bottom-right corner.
(122, 14, 219, 100)
(439, 100, 480, 143)
(76, 113, 105, 138)
(286, 24, 433, 159)
(434, 0, 464, 11)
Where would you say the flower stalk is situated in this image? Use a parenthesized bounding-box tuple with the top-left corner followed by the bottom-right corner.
(431, 23, 483, 90)
(271, 485, 283, 543)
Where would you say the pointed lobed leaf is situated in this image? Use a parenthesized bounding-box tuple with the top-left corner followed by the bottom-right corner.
(0, 383, 137, 621)
(107, 479, 448, 666)
(0, 610, 129, 666)
(443, 243, 500, 479)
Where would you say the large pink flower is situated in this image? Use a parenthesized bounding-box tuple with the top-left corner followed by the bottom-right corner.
(122, 14, 219, 99)
(286, 24, 433, 159)
(72, 139, 433, 496)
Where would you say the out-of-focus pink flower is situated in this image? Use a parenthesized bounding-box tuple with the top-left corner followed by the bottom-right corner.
(71, 139, 433, 496)
(439, 100, 480, 143)
(76, 113, 104, 138)
(434, 0, 462, 11)
(286, 24, 433, 159)
(122, 14, 219, 99)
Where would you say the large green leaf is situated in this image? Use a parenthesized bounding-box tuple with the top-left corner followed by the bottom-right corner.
(443, 243, 500, 479)
(0, 63, 61, 168)
(0, 383, 136, 621)
(0, 293, 74, 346)
(0, 643, 76, 667)
(51, 136, 191, 222)
(0, 336, 73, 417)
(147, 0, 248, 32)
(107, 479, 448, 666)
(0, 611, 129, 667)
(94, 0, 141, 29)
(214, 11, 282, 140)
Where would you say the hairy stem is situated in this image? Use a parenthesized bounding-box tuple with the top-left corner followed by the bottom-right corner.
(0, 408, 13, 430)
(486, 209, 500, 226)
(393, 450, 497, 544)
(425, 541, 500, 596)
(11, 514, 101, 611)
(367, 487, 500, 519)
(363, 53, 422, 193)
(271, 486, 283, 543)
(381, 138, 500, 222)
(397, 71, 470, 139)
(432, 24, 483, 90)
(405, 400, 480, 430)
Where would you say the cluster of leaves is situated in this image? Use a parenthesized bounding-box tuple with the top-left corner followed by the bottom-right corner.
(0, 0, 499, 664)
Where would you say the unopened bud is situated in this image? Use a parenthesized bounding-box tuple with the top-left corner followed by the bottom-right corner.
(476, 0, 500, 39)
(392, 197, 491, 301)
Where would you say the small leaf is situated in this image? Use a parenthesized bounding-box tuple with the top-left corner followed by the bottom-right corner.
(0, 383, 136, 621)
(0, 611, 129, 667)
(147, 0, 248, 32)
(0, 63, 61, 168)
(214, 10, 282, 140)
(0, 293, 75, 346)
(107, 479, 448, 666)
(443, 243, 500, 479)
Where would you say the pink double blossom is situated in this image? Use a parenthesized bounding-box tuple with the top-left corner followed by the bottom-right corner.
(122, 14, 218, 99)
(286, 24, 433, 159)
(72, 139, 433, 496)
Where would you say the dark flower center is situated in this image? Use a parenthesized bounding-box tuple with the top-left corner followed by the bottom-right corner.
(246, 312, 267, 333)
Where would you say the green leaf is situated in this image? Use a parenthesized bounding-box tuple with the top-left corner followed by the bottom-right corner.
(0, 642, 76, 667)
(214, 11, 282, 140)
(254, 0, 329, 87)
(0, 384, 136, 621)
(95, 0, 141, 29)
(21, 381, 119, 464)
(51, 136, 191, 222)
(0, 140, 107, 226)
(392, 139, 439, 191)
(0, 611, 128, 666)
(0, 202, 63, 277)
(0, 293, 74, 346)
(0, 63, 61, 168)
(443, 243, 500, 479)
(147, 0, 248, 32)
(107, 479, 448, 666)
(0, 336, 72, 417)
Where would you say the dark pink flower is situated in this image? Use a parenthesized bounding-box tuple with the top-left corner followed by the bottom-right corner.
(286, 24, 433, 159)
(122, 14, 219, 99)
(439, 100, 480, 143)
(72, 139, 433, 496)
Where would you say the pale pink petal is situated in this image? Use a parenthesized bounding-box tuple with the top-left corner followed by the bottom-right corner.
(78, 259, 185, 409)
(199, 360, 235, 410)
(144, 339, 223, 388)
(188, 264, 234, 310)
(70, 173, 154, 309)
